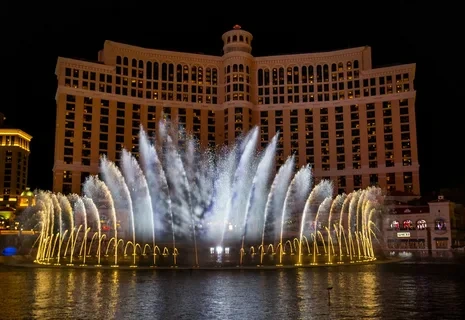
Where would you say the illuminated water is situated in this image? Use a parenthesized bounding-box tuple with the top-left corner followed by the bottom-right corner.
(0, 262, 464, 319)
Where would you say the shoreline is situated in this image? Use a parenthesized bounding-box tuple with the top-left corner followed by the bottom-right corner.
(0, 256, 408, 271)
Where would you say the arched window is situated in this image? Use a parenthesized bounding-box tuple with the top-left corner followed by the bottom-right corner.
(390, 220, 400, 230)
(153, 62, 159, 80)
(435, 218, 446, 230)
(176, 64, 182, 82)
(308, 66, 314, 83)
(212, 68, 218, 85)
(416, 219, 427, 230)
(264, 69, 270, 86)
(146, 62, 152, 79)
(258, 69, 264, 86)
(301, 66, 307, 83)
(402, 219, 414, 230)
(323, 64, 329, 81)
(183, 65, 189, 83)
(316, 65, 322, 82)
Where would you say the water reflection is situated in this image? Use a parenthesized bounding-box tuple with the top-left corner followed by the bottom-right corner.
(91, 271, 103, 315)
(0, 263, 464, 319)
(108, 271, 120, 318)
(354, 267, 381, 318)
(32, 269, 55, 318)
(276, 270, 297, 318)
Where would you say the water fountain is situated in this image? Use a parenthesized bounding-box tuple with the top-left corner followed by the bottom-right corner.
(25, 120, 386, 269)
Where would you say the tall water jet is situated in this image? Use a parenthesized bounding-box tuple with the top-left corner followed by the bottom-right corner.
(312, 196, 333, 264)
(83, 175, 118, 266)
(34, 192, 49, 262)
(224, 127, 258, 245)
(243, 134, 278, 241)
(50, 193, 63, 265)
(34, 200, 47, 262)
(240, 133, 277, 265)
(58, 193, 74, 264)
(121, 149, 156, 265)
(361, 187, 384, 258)
(82, 196, 102, 265)
(185, 138, 215, 240)
(260, 154, 294, 265)
(161, 135, 191, 237)
(57, 194, 72, 232)
(72, 196, 88, 265)
(338, 193, 352, 260)
(36, 192, 53, 263)
(279, 165, 312, 265)
(100, 155, 136, 266)
(50, 194, 62, 237)
(212, 144, 237, 243)
(327, 194, 345, 263)
(163, 134, 199, 266)
(348, 190, 361, 260)
(297, 179, 332, 265)
(139, 127, 176, 265)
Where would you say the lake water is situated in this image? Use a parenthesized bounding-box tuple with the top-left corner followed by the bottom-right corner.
(0, 261, 463, 320)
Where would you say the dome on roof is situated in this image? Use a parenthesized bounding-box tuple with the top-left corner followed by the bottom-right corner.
(20, 187, 34, 197)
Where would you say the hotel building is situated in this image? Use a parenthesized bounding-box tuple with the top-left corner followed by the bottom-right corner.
(0, 112, 32, 211)
(53, 25, 419, 195)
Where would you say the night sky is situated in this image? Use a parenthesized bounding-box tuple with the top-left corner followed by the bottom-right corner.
(2, 2, 464, 194)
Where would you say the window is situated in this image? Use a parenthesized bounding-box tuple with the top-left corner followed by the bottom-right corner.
(416, 219, 427, 230)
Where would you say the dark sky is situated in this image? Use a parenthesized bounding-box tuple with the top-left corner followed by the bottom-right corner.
(2, 1, 464, 194)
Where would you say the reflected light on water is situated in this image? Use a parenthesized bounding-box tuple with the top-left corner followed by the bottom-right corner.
(108, 271, 120, 318)
(32, 270, 55, 319)
(276, 270, 297, 317)
(91, 271, 103, 314)
(358, 268, 381, 317)
(0, 263, 464, 319)
(295, 269, 312, 317)
(327, 266, 383, 318)
(67, 271, 76, 305)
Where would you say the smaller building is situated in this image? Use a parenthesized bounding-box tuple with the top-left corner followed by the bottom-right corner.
(0, 113, 33, 202)
(0, 113, 33, 224)
(382, 196, 456, 254)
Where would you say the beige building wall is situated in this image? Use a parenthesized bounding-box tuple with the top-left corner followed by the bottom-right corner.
(53, 26, 420, 196)
(383, 199, 453, 251)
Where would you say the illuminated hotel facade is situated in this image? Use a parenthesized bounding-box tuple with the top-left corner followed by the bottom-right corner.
(53, 25, 419, 195)
(0, 113, 32, 202)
